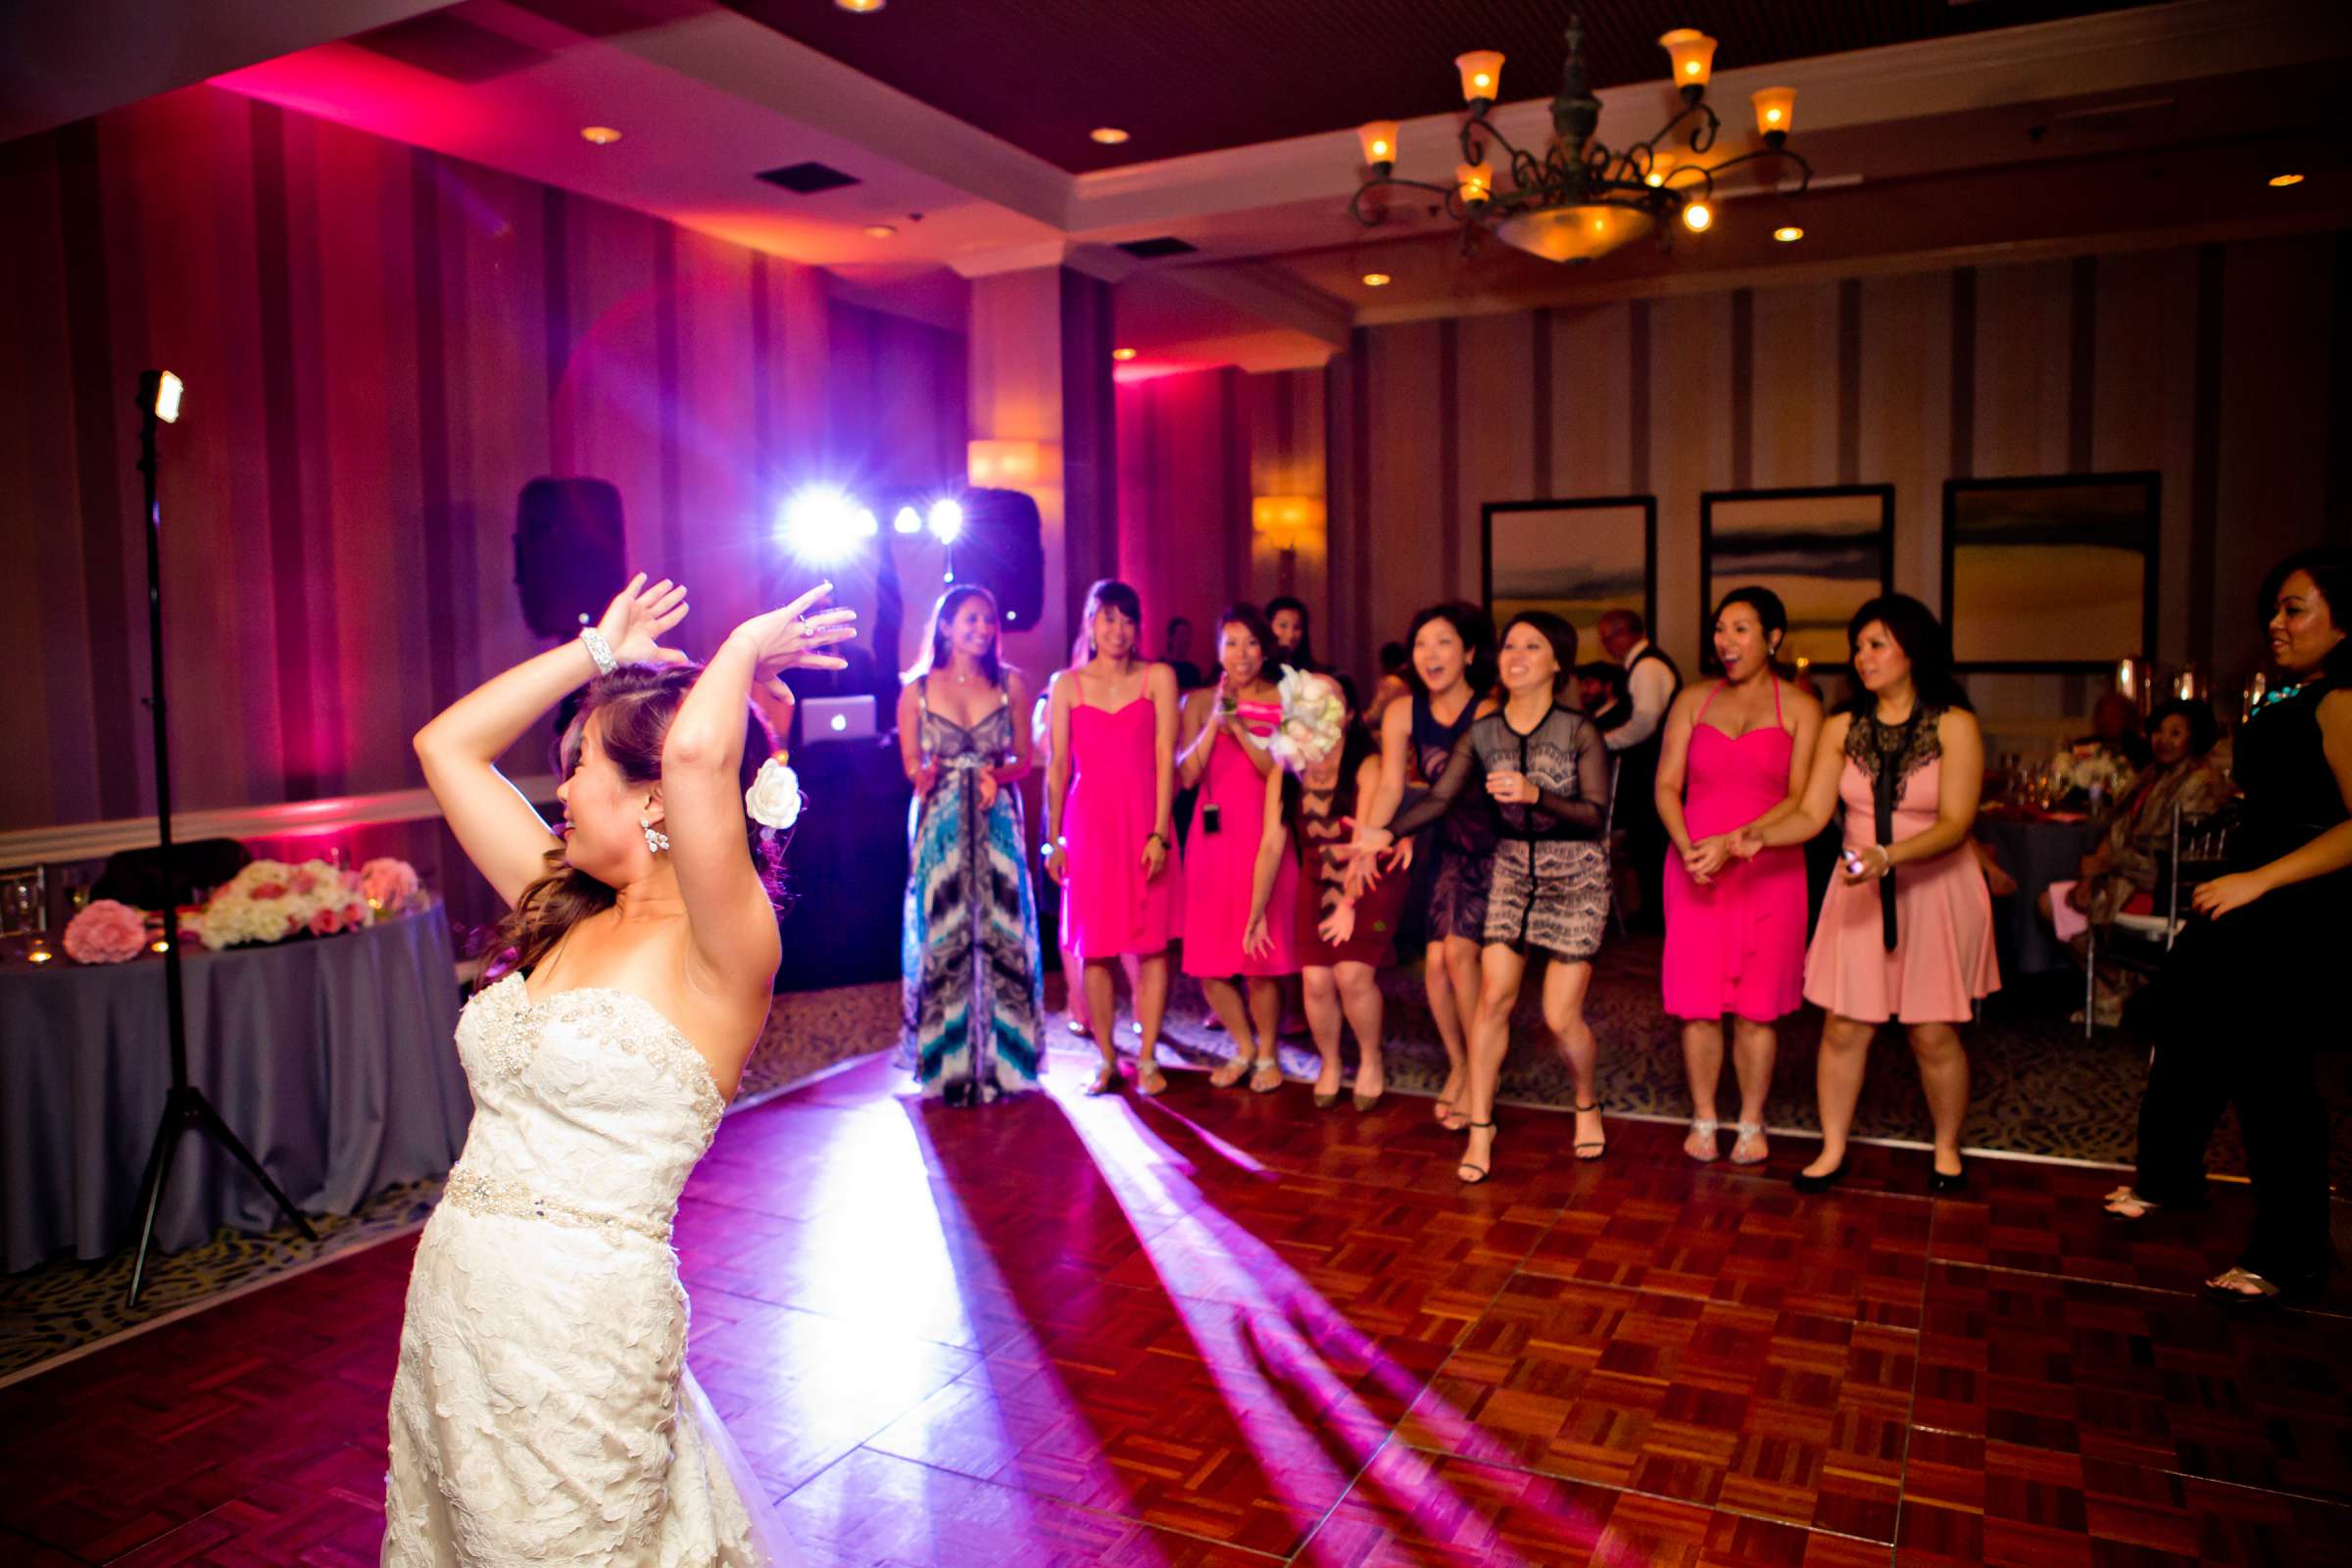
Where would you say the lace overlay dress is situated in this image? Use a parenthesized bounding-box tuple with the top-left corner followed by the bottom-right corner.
(382, 973, 789, 1567)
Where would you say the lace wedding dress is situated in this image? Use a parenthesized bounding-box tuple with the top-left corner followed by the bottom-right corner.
(383, 973, 790, 1566)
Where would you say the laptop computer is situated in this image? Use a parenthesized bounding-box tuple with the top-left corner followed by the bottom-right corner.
(801, 694, 876, 744)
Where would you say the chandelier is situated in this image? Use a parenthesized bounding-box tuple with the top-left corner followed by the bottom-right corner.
(1347, 15, 1812, 264)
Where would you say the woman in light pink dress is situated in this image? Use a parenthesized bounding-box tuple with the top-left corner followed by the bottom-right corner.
(1655, 588, 1823, 1167)
(1176, 605, 1297, 1092)
(1044, 581, 1181, 1096)
(1735, 594, 1996, 1195)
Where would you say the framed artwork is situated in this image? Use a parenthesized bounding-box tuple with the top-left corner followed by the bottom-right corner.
(1481, 496, 1657, 662)
(1942, 473, 2159, 671)
(1699, 485, 1894, 671)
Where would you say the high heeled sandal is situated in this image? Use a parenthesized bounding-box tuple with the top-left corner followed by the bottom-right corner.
(1083, 1062, 1120, 1097)
(1208, 1056, 1251, 1090)
(1135, 1061, 1168, 1098)
(2204, 1263, 2323, 1308)
(1457, 1120, 1497, 1185)
(2102, 1186, 2159, 1221)
(1729, 1122, 1769, 1165)
(1683, 1117, 1722, 1163)
(1573, 1101, 1607, 1161)
(1249, 1057, 1286, 1094)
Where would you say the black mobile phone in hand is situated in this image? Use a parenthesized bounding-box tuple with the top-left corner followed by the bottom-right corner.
(1202, 803, 1223, 836)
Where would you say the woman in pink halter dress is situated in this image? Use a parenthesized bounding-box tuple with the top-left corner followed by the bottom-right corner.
(1177, 606, 1298, 1092)
(1737, 595, 1997, 1196)
(1655, 589, 1823, 1167)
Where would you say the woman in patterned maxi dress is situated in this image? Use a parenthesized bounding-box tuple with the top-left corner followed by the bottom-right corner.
(896, 585, 1045, 1103)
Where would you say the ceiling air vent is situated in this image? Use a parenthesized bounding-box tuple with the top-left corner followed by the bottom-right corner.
(757, 162, 861, 195)
(1117, 236, 1198, 259)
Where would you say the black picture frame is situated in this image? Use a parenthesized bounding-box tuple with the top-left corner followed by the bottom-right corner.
(1941, 472, 2161, 673)
(1698, 484, 1895, 673)
(1480, 496, 1658, 655)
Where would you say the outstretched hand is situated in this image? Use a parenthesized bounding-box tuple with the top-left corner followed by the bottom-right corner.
(596, 573, 691, 664)
(729, 583, 859, 678)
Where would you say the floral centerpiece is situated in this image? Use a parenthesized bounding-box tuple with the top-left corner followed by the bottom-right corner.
(194, 858, 373, 951)
(62, 899, 147, 964)
(359, 857, 425, 913)
(2050, 749, 2135, 809)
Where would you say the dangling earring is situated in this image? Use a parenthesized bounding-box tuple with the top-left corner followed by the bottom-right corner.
(641, 818, 670, 854)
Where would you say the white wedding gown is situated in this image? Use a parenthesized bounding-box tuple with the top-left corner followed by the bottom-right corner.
(383, 973, 790, 1566)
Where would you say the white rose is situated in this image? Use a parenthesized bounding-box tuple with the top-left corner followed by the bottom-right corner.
(745, 758, 802, 832)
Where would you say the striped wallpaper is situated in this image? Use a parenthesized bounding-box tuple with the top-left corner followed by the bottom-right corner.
(0, 84, 968, 839)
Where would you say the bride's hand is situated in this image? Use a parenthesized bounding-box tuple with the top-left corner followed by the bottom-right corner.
(595, 572, 691, 664)
(728, 583, 859, 678)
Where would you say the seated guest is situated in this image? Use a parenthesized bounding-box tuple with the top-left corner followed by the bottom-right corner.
(2076, 691, 2153, 770)
(1575, 662, 1632, 733)
(2041, 698, 2229, 1023)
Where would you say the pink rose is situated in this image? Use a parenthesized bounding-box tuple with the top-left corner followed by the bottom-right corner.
(285, 912, 303, 933)
(360, 858, 421, 908)
(344, 903, 367, 927)
(309, 907, 343, 936)
(253, 882, 287, 900)
(290, 869, 318, 895)
(63, 900, 147, 964)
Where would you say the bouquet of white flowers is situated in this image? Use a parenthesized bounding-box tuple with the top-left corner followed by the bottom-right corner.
(195, 858, 375, 951)
(1266, 668, 1347, 773)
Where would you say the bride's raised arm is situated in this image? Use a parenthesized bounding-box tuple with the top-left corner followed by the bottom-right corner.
(661, 584, 858, 998)
(414, 572, 687, 907)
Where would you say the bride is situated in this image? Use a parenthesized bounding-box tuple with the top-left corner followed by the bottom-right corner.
(385, 572, 855, 1565)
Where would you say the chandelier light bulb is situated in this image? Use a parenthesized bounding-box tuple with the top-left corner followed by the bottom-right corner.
(1658, 28, 1717, 94)
(1750, 86, 1797, 146)
(1773, 225, 1803, 243)
(1455, 162, 1493, 206)
(1683, 201, 1713, 233)
(1356, 121, 1400, 169)
(1454, 51, 1504, 106)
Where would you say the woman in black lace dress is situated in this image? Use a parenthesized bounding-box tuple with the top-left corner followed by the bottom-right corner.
(2107, 548, 2352, 1304)
(1352, 612, 1612, 1184)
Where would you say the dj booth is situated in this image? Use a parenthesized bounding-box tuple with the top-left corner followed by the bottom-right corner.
(774, 715, 911, 994)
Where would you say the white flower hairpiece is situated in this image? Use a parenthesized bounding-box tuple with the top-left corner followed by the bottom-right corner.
(1266, 668, 1347, 773)
(745, 755, 803, 832)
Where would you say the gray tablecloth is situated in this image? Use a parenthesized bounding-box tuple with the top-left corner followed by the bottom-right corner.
(1975, 813, 2095, 976)
(1, 904, 471, 1271)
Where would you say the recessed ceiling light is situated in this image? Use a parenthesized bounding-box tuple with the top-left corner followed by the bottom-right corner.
(2269, 172, 2305, 187)
(579, 126, 622, 145)
(1110, 347, 1138, 362)
(1361, 271, 1393, 287)
(835, 0, 884, 12)
(1090, 127, 1130, 145)
(862, 223, 897, 238)
(1773, 225, 1804, 243)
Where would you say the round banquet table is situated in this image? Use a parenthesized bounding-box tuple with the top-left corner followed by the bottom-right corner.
(1973, 808, 2096, 977)
(0, 903, 471, 1271)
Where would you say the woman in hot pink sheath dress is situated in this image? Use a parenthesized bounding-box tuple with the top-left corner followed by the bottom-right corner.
(1045, 581, 1183, 1096)
(1737, 595, 1995, 1196)
(1656, 588, 1823, 1167)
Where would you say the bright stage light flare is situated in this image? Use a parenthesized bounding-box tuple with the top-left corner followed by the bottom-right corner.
(926, 498, 964, 544)
(780, 486, 870, 564)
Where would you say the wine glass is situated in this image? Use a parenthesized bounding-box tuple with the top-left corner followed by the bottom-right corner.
(60, 866, 92, 915)
(1, 874, 41, 937)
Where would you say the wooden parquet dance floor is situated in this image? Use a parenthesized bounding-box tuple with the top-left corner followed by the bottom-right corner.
(4, 1048, 2348, 1566)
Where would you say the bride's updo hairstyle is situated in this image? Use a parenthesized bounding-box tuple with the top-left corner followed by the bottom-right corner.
(482, 662, 787, 977)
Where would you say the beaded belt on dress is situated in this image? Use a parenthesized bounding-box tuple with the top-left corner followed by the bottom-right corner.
(440, 1165, 672, 1244)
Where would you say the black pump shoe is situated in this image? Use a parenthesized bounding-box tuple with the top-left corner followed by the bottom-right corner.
(1791, 1160, 1848, 1195)
(1928, 1158, 1969, 1196)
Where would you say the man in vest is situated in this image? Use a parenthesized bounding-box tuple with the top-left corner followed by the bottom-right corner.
(1597, 610, 1681, 932)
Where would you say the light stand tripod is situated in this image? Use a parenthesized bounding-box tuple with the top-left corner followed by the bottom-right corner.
(123, 370, 316, 1307)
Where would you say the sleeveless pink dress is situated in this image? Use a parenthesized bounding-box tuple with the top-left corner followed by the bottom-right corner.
(1661, 682, 1807, 1021)
(1181, 700, 1298, 978)
(1804, 756, 2000, 1023)
(1062, 698, 1182, 957)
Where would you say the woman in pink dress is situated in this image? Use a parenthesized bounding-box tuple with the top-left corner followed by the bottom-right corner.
(1655, 588, 1823, 1167)
(1177, 605, 1297, 1091)
(1735, 594, 1995, 1195)
(1045, 581, 1181, 1096)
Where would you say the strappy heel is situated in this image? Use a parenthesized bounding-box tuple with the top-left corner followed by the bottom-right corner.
(1684, 1117, 1722, 1162)
(1457, 1120, 1497, 1185)
(1729, 1122, 1769, 1165)
(1573, 1101, 1607, 1161)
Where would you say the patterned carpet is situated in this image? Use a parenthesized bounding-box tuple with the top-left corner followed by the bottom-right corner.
(6, 942, 2343, 1384)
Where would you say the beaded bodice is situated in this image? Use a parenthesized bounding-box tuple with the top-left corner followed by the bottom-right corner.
(441, 971, 724, 1244)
